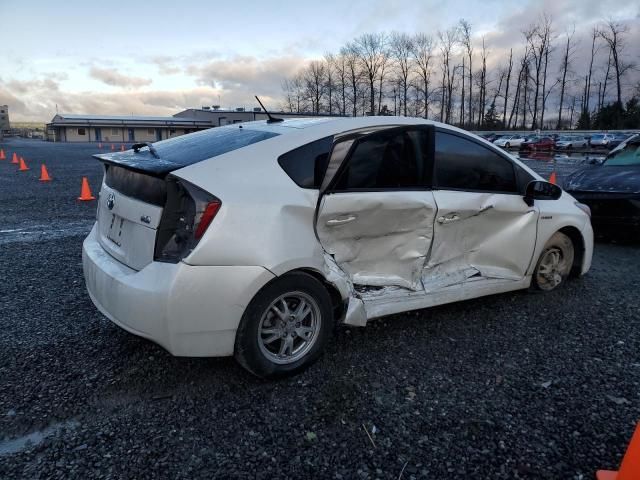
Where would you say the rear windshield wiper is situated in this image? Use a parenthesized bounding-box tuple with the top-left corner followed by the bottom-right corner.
(132, 142, 160, 159)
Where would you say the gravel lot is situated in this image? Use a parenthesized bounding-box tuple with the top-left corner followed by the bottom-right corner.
(0, 138, 638, 479)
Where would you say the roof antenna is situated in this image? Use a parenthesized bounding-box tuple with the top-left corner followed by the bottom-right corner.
(255, 96, 283, 123)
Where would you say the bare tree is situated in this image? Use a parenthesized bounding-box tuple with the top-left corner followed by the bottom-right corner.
(502, 49, 513, 129)
(333, 53, 348, 115)
(525, 14, 552, 129)
(304, 60, 326, 114)
(584, 27, 599, 117)
(599, 19, 633, 127)
(476, 37, 488, 128)
(282, 17, 636, 129)
(556, 28, 575, 128)
(411, 33, 435, 119)
(324, 53, 335, 115)
(460, 57, 466, 125)
(342, 43, 362, 116)
(459, 19, 474, 126)
(438, 27, 458, 123)
(353, 33, 388, 115)
(599, 50, 612, 110)
(539, 28, 555, 129)
(390, 32, 414, 116)
(282, 73, 305, 113)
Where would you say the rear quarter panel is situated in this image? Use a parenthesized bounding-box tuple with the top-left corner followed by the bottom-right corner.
(170, 131, 327, 276)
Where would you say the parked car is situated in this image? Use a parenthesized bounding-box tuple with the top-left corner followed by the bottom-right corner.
(83, 117, 593, 378)
(520, 136, 555, 151)
(565, 134, 640, 236)
(555, 136, 589, 150)
(494, 135, 527, 148)
(607, 133, 634, 149)
(589, 133, 616, 148)
(481, 133, 502, 142)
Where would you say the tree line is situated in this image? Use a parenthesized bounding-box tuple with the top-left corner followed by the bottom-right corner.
(281, 16, 638, 130)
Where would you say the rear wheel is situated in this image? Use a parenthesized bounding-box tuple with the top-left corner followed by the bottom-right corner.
(234, 272, 333, 378)
(532, 232, 574, 291)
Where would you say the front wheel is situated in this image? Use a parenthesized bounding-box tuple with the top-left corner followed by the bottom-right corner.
(505, 142, 511, 148)
(532, 232, 574, 291)
(234, 272, 333, 378)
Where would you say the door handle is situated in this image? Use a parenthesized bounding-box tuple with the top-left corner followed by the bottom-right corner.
(326, 215, 356, 226)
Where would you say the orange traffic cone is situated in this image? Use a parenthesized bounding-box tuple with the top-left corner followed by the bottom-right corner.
(39, 164, 51, 182)
(111, 144, 115, 151)
(98, 142, 102, 149)
(78, 177, 95, 201)
(120, 144, 125, 152)
(11, 152, 18, 164)
(18, 157, 29, 171)
(597, 423, 640, 480)
(0, 149, 5, 160)
(549, 171, 557, 185)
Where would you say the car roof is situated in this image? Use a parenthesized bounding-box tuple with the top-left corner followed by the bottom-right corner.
(236, 115, 434, 136)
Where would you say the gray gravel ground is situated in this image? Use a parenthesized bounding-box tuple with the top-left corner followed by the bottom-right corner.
(0, 138, 638, 479)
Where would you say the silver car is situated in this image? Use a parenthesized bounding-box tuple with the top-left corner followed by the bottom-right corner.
(555, 136, 589, 149)
(494, 135, 526, 148)
(589, 133, 616, 148)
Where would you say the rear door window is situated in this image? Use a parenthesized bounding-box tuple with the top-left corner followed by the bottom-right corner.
(434, 131, 518, 193)
(331, 128, 430, 190)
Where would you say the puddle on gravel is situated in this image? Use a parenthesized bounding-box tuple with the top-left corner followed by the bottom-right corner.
(0, 419, 80, 456)
(0, 221, 93, 245)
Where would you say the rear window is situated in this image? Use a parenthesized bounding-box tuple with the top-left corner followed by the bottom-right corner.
(278, 136, 333, 188)
(152, 127, 280, 165)
(95, 126, 280, 175)
(604, 140, 640, 166)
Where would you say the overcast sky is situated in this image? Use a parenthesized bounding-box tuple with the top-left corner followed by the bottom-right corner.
(1, 0, 638, 122)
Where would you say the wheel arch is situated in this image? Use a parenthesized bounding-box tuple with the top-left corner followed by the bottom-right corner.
(296, 268, 347, 321)
(251, 267, 347, 323)
(557, 225, 586, 277)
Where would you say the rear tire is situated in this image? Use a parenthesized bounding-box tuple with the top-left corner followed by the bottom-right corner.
(532, 232, 574, 291)
(234, 272, 333, 379)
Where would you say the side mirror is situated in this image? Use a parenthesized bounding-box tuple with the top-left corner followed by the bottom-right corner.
(524, 180, 562, 206)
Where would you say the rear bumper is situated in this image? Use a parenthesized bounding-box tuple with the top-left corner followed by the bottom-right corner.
(82, 224, 275, 356)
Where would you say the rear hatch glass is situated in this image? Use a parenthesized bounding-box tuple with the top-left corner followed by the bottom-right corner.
(94, 127, 280, 176)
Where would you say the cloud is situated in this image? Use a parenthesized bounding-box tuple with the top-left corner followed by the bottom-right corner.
(149, 56, 181, 75)
(0, 77, 280, 122)
(186, 55, 306, 98)
(89, 67, 152, 88)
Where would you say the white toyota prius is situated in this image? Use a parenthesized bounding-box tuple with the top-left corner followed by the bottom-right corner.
(83, 116, 593, 378)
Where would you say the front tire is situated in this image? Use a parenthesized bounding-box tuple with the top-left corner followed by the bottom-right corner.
(505, 142, 511, 148)
(532, 232, 574, 291)
(234, 272, 333, 379)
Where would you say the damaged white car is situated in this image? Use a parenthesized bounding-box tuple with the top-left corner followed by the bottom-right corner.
(82, 116, 594, 378)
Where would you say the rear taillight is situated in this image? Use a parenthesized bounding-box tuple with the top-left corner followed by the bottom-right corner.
(154, 178, 221, 263)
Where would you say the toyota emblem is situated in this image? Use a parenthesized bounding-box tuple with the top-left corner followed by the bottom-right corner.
(107, 192, 115, 210)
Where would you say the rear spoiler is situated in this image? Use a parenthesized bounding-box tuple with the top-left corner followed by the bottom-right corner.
(93, 150, 180, 177)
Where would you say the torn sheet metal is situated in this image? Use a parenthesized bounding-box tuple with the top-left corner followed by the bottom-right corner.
(344, 297, 367, 327)
(316, 191, 437, 290)
(424, 191, 538, 286)
(321, 253, 367, 327)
